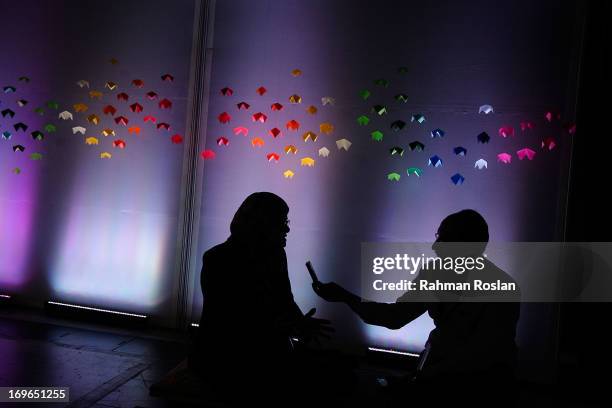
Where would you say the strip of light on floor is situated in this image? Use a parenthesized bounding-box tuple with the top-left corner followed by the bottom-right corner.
(189, 326, 419, 356)
(368, 347, 420, 357)
(191, 323, 418, 355)
(47, 301, 147, 319)
(0, 294, 11, 298)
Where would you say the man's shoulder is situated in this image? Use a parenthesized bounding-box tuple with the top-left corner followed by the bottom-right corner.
(483, 259, 517, 284)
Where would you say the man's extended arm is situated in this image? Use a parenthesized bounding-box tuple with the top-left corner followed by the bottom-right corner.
(314, 282, 427, 329)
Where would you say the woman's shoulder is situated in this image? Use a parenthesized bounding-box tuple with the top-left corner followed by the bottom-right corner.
(203, 241, 233, 262)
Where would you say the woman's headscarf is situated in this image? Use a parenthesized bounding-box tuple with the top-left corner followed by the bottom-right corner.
(229, 192, 289, 247)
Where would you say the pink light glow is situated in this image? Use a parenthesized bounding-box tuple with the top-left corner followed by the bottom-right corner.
(0, 172, 38, 288)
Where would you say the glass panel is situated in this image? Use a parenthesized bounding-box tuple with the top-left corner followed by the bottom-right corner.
(0, 0, 197, 324)
(193, 0, 579, 360)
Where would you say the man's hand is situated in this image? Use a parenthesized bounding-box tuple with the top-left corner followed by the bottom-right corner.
(312, 281, 353, 303)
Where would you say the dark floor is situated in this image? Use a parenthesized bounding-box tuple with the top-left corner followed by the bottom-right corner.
(0, 308, 415, 408)
(0, 306, 607, 408)
(0, 309, 187, 408)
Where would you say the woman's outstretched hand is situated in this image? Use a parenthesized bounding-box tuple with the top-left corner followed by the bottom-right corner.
(295, 307, 334, 344)
(312, 281, 354, 303)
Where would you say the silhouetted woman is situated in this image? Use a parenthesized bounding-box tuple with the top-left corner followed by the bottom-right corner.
(189, 192, 331, 400)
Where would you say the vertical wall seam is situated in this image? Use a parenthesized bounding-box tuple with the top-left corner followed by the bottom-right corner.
(174, 0, 216, 330)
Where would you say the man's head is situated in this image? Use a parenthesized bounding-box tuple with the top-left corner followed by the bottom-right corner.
(432, 209, 489, 257)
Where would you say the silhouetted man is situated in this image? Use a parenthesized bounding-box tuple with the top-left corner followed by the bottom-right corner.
(313, 209, 520, 407)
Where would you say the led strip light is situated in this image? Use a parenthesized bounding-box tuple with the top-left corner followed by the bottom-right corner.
(368, 346, 420, 357)
(190, 323, 419, 357)
(47, 301, 147, 319)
